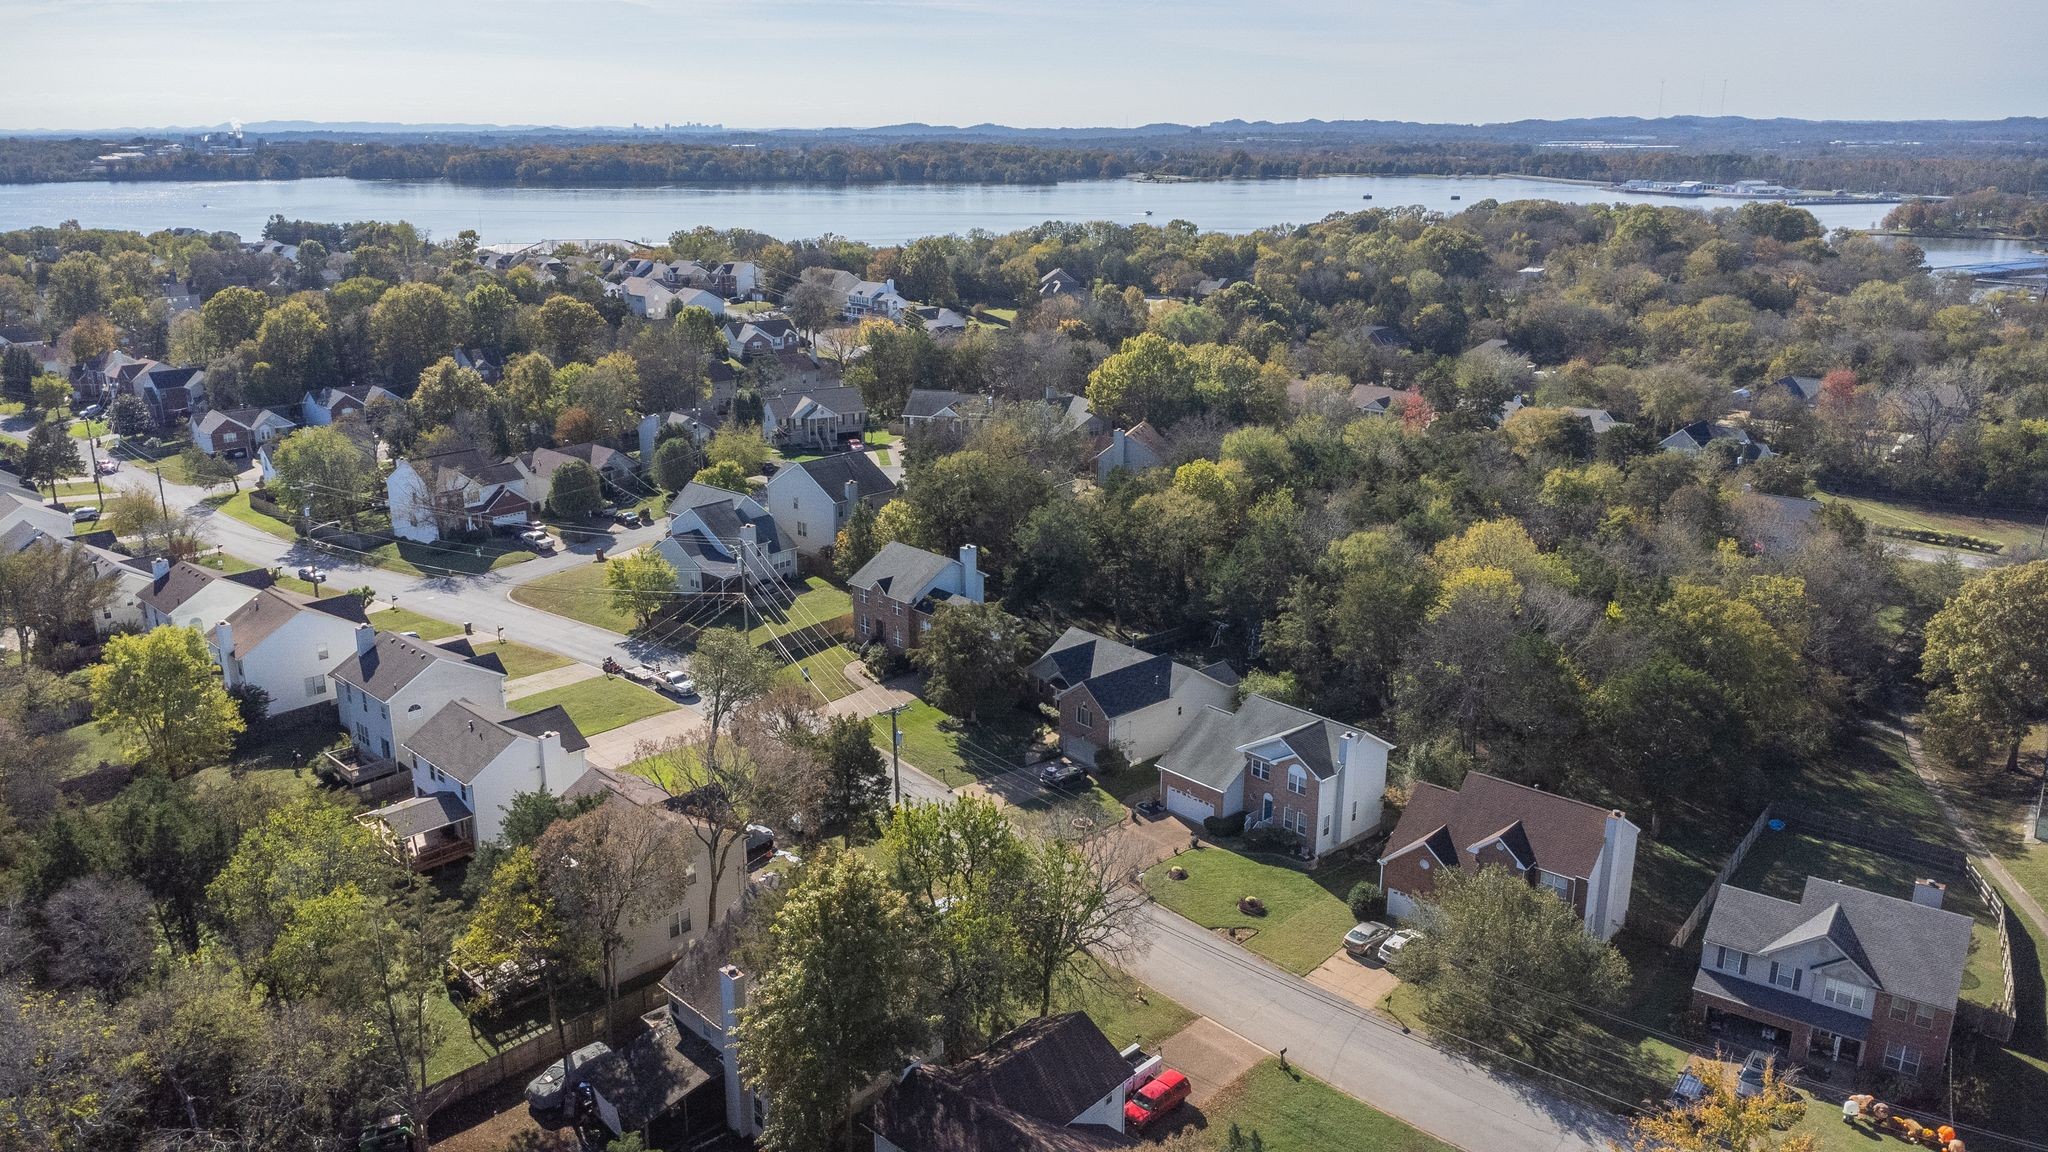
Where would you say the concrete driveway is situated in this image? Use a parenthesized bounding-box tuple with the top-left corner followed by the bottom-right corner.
(1306, 949, 1401, 1013)
(1158, 1018, 1265, 1106)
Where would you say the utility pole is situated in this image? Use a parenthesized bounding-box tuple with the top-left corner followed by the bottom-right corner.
(883, 702, 909, 805)
(154, 463, 169, 519)
(85, 435, 103, 507)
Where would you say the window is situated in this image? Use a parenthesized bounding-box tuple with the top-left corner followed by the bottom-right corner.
(1715, 946, 1748, 975)
(305, 675, 327, 698)
(893, 603, 903, 617)
(1287, 767, 1307, 795)
(796, 521, 807, 538)
(920, 620, 931, 633)
(1882, 1042, 1921, 1076)
(1351, 801, 1357, 821)
(1321, 815, 1331, 838)
(1823, 978, 1866, 1012)
(316, 643, 330, 661)
(670, 907, 693, 939)
(1915, 1001, 1935, 1027)
(1077, 703, 1094, 729)
(1539, 871, 1570, 899)
(1769, 961, 1800, 991)
(1250, 758, 1269, 781)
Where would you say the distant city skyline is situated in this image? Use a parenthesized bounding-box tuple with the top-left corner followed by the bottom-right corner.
(4, 0, 2045, 131)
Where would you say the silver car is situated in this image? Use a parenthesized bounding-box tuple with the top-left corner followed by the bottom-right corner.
(525, 1041, 611, 1111)
(1344, 921, 1393, 957)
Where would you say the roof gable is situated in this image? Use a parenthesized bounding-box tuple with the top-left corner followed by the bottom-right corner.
(1377, 772, 1622, 881)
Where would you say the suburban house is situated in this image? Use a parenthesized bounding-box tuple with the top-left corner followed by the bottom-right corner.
(710, 260, 761, 300)
(1660, 420, 1773, 463)
(1092, 422, 1168, 480)
(723, 316, 802, 360)
(1038, 267, 1086, 298)
(1156, 694, 1391, 862)
(761, 452, 895, 559)
(658, 483, 798, 594)
(901, 388, 993, 429)
(138, 557, 272, 632)
(71, 349, 143, 403)
(621, 277, 727, 321)
(843, 277, 908, 321)
(211, 587, 370, 718)
(190, 405, 298, 456)
(329, 625, 508, 767)
(1691, 876, 1973, 1079)
(128, 363, 206, 425)
(1768, 375, 1825, 405)
(661, 950, 767, 1141)
(1045, 391, 1103, 437)
(1350, 384, 1425, 418)
(847, 542, 986, 656)
(909, 306, 967, 336)
(760, 385, 867, 451)
(1029, 627, 1236, 766)
(450, 347, 501, 382)
(520, 442, 636, 508)
(393, 698, 589, 851)
(387, 449, 534, 543)
(1564, 406, 1621, 434)
(1378, 771, 1640, 941)
(1359, 324, 1410, 350)
(869, 1012, 1153, 1151)
(0, 520, 151, 633)
(301, 384, 400, 426)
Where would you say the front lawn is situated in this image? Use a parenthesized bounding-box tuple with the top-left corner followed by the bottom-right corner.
(1051, 957, 1194, 1051)
(868, 698, 1041, 789)
(208, 491, 297, 540)
(1193, 1059, 1458, 1152)
(746, 578, 851, 645)
(367, 606, 464, 641)
(510, 560, 636, 633)
(774, 643, 864, 703)
(370, 538, 537, 578)
(472, 640, 573, 680)
(1142, 847, 1364, 975)
(509, 674, 676, 737)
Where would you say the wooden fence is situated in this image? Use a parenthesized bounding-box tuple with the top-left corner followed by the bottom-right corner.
(1670, 806, 1773, 948)
(1960, 860, 2018, 1043)
(418, 980, 669, 1122)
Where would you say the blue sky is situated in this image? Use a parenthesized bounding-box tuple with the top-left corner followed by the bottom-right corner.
(5, 0, 2045, 130)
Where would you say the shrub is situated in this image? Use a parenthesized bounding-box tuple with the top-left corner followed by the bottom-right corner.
(1243, 826, 1296, 854)
(1203, 811, 1247, 837)
(1348, 880, 1385, 921)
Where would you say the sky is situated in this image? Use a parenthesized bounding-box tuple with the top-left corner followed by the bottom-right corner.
(4, 0, 2046, 131)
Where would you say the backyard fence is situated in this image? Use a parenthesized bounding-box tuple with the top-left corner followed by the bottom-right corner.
(1670, 806, 1773, 948)
(418, 980, 669, 1124)
(1960, 860, 2018, 1043)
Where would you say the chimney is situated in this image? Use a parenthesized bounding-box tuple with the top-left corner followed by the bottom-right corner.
(354, 622, 377, 659)
(213, 621, 233, 667)
(1112, 426, 1127, 457)
(1912, 878, 1947, 909)
(719, 966, 751, 1132)
(151, 555, 171, 580)
(883, 277, 896, 294)
(739, 521, 757, 553)
(843, 478, 860, 512)
(959, 544, 984, 603)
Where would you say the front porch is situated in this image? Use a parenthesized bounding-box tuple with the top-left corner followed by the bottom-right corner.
(1692, 968, 1870, 1082)
(363, 792, 476, 872)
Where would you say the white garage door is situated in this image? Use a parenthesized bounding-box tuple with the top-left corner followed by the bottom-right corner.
(1165, 785, 1214, 823)
(1385, 888, 1417, 922)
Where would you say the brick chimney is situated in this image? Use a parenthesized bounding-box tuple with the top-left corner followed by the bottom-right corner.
(1912, 878, 1947, 909)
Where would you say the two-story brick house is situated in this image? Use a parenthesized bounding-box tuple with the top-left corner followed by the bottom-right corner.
(846, 542, 985, 656)
(1378, 771, 1640, 941)
(1027, 627, 1237, 768)
(1690, 876, 1974, 1079)
(1155, 694, 1392, 862)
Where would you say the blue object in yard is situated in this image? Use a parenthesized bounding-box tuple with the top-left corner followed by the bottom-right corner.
(1767, 819, 1786, 832)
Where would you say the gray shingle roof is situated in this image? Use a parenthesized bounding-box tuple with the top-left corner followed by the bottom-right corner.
(369, 791, 472, 839)
(1155, 694, 1357, 791)
(332, 631, 506, 700)
(139, 560, 273, 614)
(1380, 772, 1620, 882)
(763, 385, 866, 421)
(401, 699, 588, 785)
(869, 1013, 1136, 1152)
(221, 586, 368, 658)
(1691, 967, 1871, 1040)
(792, 451, 893, 501)
(1028, 627, 1151, 690)
(1702, 877, 1975, 1009)
(847, 541, 953, 600)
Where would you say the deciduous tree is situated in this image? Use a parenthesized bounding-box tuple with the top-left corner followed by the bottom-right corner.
(604, 549, 677, 628)
(90, 626, 245, 777)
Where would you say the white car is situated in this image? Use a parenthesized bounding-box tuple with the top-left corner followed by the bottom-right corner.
(661, 670, 697, 697)
(1376, 928, 1420, 966)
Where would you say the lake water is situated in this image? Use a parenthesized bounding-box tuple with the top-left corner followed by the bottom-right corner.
(0, 174, 2029, 267)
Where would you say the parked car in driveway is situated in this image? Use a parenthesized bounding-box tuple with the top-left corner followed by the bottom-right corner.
(519, 528, 556, 553)
(660, 670, 697, 698)
(1124, 1068, 1190, 1132)
(1736, 1050, 1776, 1098)
(525, 1041, 611, 1111)
(1037, 758, 1086, 787)
(1344, 921, 1393, 957)
(1376, 928, 1420, 966)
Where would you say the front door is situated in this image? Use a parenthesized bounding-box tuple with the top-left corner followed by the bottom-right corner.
(1260, 795, 1274, 822)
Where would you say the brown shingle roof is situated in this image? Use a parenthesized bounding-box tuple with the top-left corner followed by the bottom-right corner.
(1380, 771, 1618, 882)
(220, 586, 367, 658)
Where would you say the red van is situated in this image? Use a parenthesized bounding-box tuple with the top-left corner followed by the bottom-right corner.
(1124, 1068, 1190, 1131)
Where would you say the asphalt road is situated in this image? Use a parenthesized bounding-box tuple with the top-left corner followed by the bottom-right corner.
(1124, 902, 1627, 1152)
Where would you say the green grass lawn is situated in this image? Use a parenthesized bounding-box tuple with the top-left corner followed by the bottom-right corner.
(868, 698, 1040, 788)
(1191, 1059, 1457, 1152)
(1142, 847, 1369, 975)
(68, 418, 110, 440)
(776, 643, 863, 702)
(473, 640, 573, 680)
(509, 674, 676, 736)
(369, 539, 536, 578)
(1051, 957, 1195, 1051)
(367, 606, 464, 641)
(874, 448, 893, 466)
(64, 718, 133, 780)
(748, 578, 851, 645)
(1817, 491, 2047, 552)
(209, 491, 297, 539)
(510, 560, 635, 633)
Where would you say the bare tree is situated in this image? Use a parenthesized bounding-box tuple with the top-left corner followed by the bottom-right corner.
(41, 876, 157, 999)
(1885, 363, 1985, 465)
(1012, 829, 1147, 1018)
(535, 796, 692, 1035)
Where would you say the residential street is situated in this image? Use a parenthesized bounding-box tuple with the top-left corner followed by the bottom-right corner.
(1124, 902, 1625, 1152)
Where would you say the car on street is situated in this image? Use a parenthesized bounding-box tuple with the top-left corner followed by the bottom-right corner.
(296, 566, 328, 583)
(1344, 921, 1393, 957)
(613, 508, 644, 528)
(525, 1041, 611, 1111)
(77, 404, 103, 419)
(1037, 758, 1086, 787)
(1124, 1068, 1190, 1132)
(1376, 928, 1420, 966)
(70, 506, 100, 523)
(1736, 1050, 1775, 1098)
(96, 458, 119, 474)
(659, 670, 697, 698)
(519, 528, 556, 553)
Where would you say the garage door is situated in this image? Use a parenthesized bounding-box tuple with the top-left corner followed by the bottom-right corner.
(1166, 786, 1214, 823)
(1385, 888, 1417, 922)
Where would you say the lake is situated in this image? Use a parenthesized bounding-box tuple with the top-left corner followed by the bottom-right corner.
(0, 174, 2027, 267)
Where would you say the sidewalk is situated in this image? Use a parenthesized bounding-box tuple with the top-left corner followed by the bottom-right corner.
(503, 661, 602, 697)
(584, 707, 705, 770)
